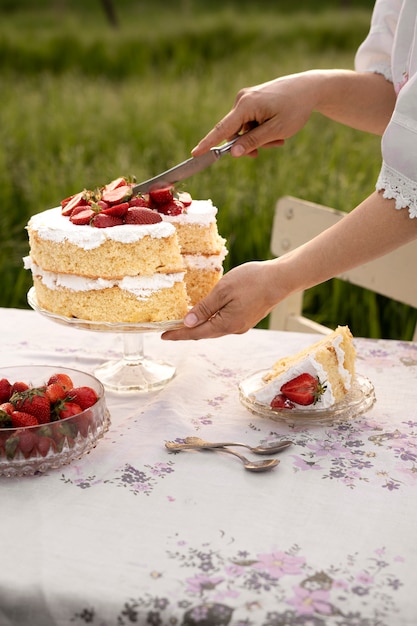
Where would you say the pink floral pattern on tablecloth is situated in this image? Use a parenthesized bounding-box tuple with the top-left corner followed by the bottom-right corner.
(71, 536, 404, 625)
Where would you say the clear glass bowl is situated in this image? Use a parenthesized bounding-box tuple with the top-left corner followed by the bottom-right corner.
(0, 365, 110, 477)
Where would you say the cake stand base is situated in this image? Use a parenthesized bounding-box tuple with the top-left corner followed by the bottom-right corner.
(94, 333, 176, 393)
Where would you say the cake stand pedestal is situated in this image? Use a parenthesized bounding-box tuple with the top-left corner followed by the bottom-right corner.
(94, 332, 176, 393)
(27, 288, 183, 393)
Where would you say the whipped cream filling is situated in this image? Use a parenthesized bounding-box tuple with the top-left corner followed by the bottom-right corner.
(254, 335, 352, 410)
(183, 246, 228, 270)
(27, 207, 176, 250)
(163, 199, 218, 225)
(25, 258, 184, 299)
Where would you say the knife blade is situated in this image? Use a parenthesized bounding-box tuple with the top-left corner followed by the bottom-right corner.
(131, 136, 239, 195)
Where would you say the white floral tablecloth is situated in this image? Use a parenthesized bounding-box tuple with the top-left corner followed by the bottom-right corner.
(1, 307, 417, 626)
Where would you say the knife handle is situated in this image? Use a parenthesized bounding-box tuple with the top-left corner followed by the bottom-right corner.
(211, 136, 240, 158)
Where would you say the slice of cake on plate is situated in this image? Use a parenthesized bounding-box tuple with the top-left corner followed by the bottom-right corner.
(254, 326, 356, 410)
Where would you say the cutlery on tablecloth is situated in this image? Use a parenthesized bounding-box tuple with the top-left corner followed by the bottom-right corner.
(165, 436, 292, 455)
(166, 442, 279, 472)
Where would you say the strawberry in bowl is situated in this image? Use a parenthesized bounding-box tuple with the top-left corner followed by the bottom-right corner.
(0, 366, 110, 477)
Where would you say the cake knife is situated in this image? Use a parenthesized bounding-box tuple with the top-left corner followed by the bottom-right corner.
(131, 136, 240, 195)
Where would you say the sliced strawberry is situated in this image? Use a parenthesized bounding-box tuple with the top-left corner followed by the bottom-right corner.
(177, 191, 192, 207)
(11, 411, 39, 428)
(270, 394, 295, 410)
(156, 199, 185, 216)
(61, 192, 87, 216)
(91, 213, 124, 228)
(70, 208, 96, 225)
(101, 185, 132, 204)
(96, 200, 109, 210)
(0, 378, 11, 403)
(124, 208, 162, 225)
(104, 176, 127, 192)
(280, 373, 326, 406)
(129, 196, 150, 208)
(101, 202, 130, 217)
(149, 185, 174, 206)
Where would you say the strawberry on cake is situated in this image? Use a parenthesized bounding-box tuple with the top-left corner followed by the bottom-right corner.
(254, 326, 356, 410)
(25, 176, 228, 323)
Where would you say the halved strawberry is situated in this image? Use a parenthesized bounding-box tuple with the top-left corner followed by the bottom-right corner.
(124, 208, 162, 225)
(101, 185, 132, 204)
(270, 394, 295, 410)
(156, 199, 184, 216)
(129, 196, 150, 208)
(70, 208, 96, 225)
(61, 192, 88, 216)
(280, 373, 327, 406)
(149, 185, 174, 206)
(91, 213, 124, 228)
(177, 191, 192, 207)
(104, 176, 127, 192)
(101, 202, 130, 217)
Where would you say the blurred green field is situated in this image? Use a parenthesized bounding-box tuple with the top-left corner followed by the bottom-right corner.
(1, 0, 415, 339)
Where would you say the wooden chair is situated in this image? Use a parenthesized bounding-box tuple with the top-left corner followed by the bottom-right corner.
(269, 196, 417, 341)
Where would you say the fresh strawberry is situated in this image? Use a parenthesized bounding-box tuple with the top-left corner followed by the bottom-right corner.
(129, 196, 150, 208)
(58, 401, 82, 420)
(91, 213, 124, 228)
(270, 394, 295, 410)
(61, 191, 88, 216)
(104, 176, 127, 192)
(69, 207, 96, 225)
(96, 200, 109, 210)
(47, 373, 74, 392)
(36, 436, 56, 457)
(124, 207, 162, 225)
(177, 191, 192, 206)
(280, 373, 327, 406)
(68, 386, 98, 410)
(0, 409, 12, 428)
(149, 185, 174, 206)
(101, 202, 130, 217)
(156, 199, 185, 216)
(0, 378, 11, 402)
(11, 388, 51, 424)
(10, 381, 29, 394)
(45, 383, 68, 404)
(11, 411, 39, 428)
(101, 185, 132, 204)
(15, 429, 37, 456)
(0, 402, 14, 416)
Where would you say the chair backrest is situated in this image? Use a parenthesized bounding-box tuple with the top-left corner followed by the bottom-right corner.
(269, 196, 417, 340)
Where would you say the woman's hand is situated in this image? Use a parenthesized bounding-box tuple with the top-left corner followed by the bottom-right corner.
(162, 261, 284, 341)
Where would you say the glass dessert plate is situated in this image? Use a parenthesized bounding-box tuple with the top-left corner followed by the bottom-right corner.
(28, 287, 184, 393)
(239, 370, 376, 426)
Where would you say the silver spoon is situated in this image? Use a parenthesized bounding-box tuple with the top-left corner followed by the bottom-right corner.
(173, 445, 279, 472)
(165, 436, 292, 455)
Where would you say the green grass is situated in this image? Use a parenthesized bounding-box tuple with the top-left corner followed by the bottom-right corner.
(1, 0, 415, 339)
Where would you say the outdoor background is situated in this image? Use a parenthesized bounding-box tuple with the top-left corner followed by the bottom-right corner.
(1, 0, 415, 339)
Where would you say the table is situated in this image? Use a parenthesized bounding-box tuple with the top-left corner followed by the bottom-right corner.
(1, 307, 417, 626)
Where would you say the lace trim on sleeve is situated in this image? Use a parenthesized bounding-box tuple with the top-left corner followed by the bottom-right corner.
(376, 162, 417, 219)
(363, 64, 393, 82)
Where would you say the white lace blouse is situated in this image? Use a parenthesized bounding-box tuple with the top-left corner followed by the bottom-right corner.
(355, 0, 417, 218)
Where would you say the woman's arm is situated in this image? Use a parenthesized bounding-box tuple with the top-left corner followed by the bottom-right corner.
(162, 192, 417, 340)
(192, 70, 396, 158)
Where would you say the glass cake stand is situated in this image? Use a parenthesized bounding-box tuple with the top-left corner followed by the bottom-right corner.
(27, 287, 184, 393)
